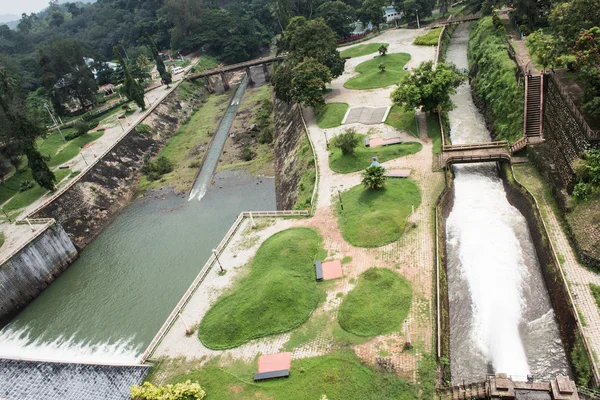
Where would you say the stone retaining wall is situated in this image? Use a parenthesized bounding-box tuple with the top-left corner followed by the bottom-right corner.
(0, 222, 77, 328)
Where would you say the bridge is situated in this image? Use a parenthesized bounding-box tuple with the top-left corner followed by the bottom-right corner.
(186, 55, 285, 91)
(440, 141, 511, 167)
(431, 14, 480, 28)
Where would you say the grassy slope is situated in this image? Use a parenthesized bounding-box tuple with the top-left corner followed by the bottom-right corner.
(385, 105, 418, 137)
(468, 17, 524, 143)
(336, 179, 421, 247)
(414, 28, 442, 46)
(338, 268, 412, 336)
(293, 134, 317, 211)
(340, 43, 388, 58)
(344, 53, 411, 90)
(426, 114, 442, 154)
(4, 168, 72, 211)
(139, 91, 229, 192)
(592, 284, 600, 310)
(198, 228, 326, 349)
(169, 351, 418, 400)
(0, 232, 4, 248)
(329, 134, 422, 174)
(48, 131, 104, 168)
(316, 103, 349, 129)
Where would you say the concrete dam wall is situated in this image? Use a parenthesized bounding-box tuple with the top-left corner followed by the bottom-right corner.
(0, 222, 77, 328)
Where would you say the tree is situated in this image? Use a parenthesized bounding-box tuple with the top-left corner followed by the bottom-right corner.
(526, 31, 556, 71)
(113, 47, 146, 109)
(398, 0, 436, 22)
(391, 61, 466, 113)
(549, 0, 600, 52)
(378, 62, 386, 72)
(332, 128, 361, 154)
(574, 27, 600, 118)
(378, 44, 389, 56)
(131, 380, 206, 400)
(316, 1, 356, 39)
(573, 149, 600, 199)
(362, 165, 387, 189)
(439, 0, 451, 15)
(358, 0, 384, 31)
(146, 35, 172, 86)
(290, 57, 332, 107)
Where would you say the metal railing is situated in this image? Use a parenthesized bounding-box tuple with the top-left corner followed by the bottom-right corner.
(548, 72, 600, 142)
(444, 152, 511, 165)
(443, 141, 509, 151)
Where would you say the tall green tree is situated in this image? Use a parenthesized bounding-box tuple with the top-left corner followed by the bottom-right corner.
(358, 0, 384, 31)
(113, 47, 146, 110)
(146, 35, 172, 86)
(573, 27, 600, 118)
(316, 1, 356, 39)
(391, 61, 466, 113)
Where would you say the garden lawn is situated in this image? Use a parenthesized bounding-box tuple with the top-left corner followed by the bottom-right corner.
(413, 28, 442, 46)
(592, 284, 600, 310)
(37, 130, 74, 158)
(384, 105, 418, 137)
(329, 134, 422, 173)
(4, 168, 72, 211)
(337, 179, 421, 247)
(170, 351, 418, 400)
(198, 228, 326, 349)
(344, 53, 411, 90)
(426, 114, 442, 154)
(293, 135, 317, 210)
(48, 131, 104, 168)
(316, 103, 349, 129)
(340, 43, 388, 58)
(338, 268, 412, 336)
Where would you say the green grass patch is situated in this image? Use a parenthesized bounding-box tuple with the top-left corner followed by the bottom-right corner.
(336, 179, 421, 247)
(316, 103, 349, 129)
(283, 312, 330, 351)
(329, 134, 422, 174)
(384, 105, 418, 137)
(338, 268, 412, 336)
(4, 168, 71, 211)
(139, 91, 228, 192)
(198, 228, 326, 349)
(37, 131, 70, 158)
(413, 28, 442, 46)
(344, 53, 411, 90)
(292, 134, 316, 211)
(426, 113, 442, 154)
(591, 284, 600, 310)
(0, 233, 4, 248)
(191, 56, 219, 73)
(340, 43, 388, 58)
(341, 256, 352, 264)
(48, 131, 104, 168)
(168, 350, 418, 400)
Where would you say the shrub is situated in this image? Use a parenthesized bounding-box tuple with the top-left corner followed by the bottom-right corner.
(242, 147, 254, 161)
(378, 63, 386, 72)
(73, 121, 89, 136)
(131, 380, 206, 400)
(332, 128, 361, 155)
(19, 180, 34, 192)
(141, 156, 173, 181)
(136, 124, 152, 135)
(361, 165, 387, 189)
(259, 126, 274, 143)
(378, 44, 389, 55)
(87, 119, 100, 130)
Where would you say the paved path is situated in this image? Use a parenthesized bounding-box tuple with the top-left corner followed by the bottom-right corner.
(514, 164, 600, 377)
(153, 28, 443, 382)
(500, 13, 540, 74)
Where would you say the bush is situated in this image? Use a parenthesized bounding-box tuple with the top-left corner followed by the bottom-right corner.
(242, 147, 254, 161)
(378, 44, 389, 55)
(259, 126, 274, 144)
(378, 63, 386, 72)
(332, 128, 361, 155)
(131, 380, 206, 400)
(141, 156, 173, 181)
(136, 124, 152, 135)
(73, 121, 89, 136)
(361, 165, 387, 189)
(19, 180, 34, 192)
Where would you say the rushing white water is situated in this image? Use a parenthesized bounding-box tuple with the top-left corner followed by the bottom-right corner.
(445, 23, 569, 382)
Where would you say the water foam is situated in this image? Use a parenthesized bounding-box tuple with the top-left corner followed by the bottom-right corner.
(447, 164, 530, 377)
(0, 326, 141, 364)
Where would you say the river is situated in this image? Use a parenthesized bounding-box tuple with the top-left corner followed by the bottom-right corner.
(0, 80, 276, 364)
(444, 23, 570, 382)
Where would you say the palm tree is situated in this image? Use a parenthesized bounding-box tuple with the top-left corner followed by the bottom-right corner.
(362, 165, 387, 189)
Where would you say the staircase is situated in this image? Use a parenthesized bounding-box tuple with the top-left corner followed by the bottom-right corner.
(524, 75, 543, 139)
(439, 381, 490, 400)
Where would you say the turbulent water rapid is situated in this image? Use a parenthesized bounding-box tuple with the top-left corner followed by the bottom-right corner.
(444, 23, 570, 383)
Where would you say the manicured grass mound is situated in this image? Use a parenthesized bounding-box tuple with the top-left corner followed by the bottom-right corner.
(384, 105, 418, 137)
(336, 179, 421, 247)
(316, 103, 349, 129)
(198, 228, 326, 349)
(329, 134, 422, 174)
(340, 43, 388, 58)
(413, 27, 442, 46)
(344, 53, 411, 90)
(426, 113, 442, 154)
(338, 268, 412, 336)
(172, 351, 418, 400)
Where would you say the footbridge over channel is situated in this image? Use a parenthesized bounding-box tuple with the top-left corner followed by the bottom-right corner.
(186, 55, 285, 91)
(440, 142, 512, 167)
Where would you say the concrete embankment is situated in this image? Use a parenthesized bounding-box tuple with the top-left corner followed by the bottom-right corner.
(0, 221, 77, 328)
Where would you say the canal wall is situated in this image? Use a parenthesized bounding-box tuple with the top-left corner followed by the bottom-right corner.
(0, 220, 77, 328)
(30, 82, 208, 249)
(498, 162, 599, 386)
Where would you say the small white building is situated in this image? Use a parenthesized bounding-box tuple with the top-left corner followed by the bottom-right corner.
(383, 6, 402, 23)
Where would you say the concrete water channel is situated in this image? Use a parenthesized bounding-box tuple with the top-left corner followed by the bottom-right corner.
(444, 23, 570, 383)
(0, 77, 276, 363)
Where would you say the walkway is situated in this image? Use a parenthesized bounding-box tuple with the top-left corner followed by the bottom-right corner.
(500, 12, 540, 75)
(514, 164, 600, 378)
(152, 27, 443, 383)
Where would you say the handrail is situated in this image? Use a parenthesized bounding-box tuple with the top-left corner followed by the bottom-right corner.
(510, 136, 528, 153)
(443, 141, 508, 150)
(510, 164, 600, 386)
(444, 153, 511, 166)
(0, 219, 56, 266)
(548, 72, 600, 142)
